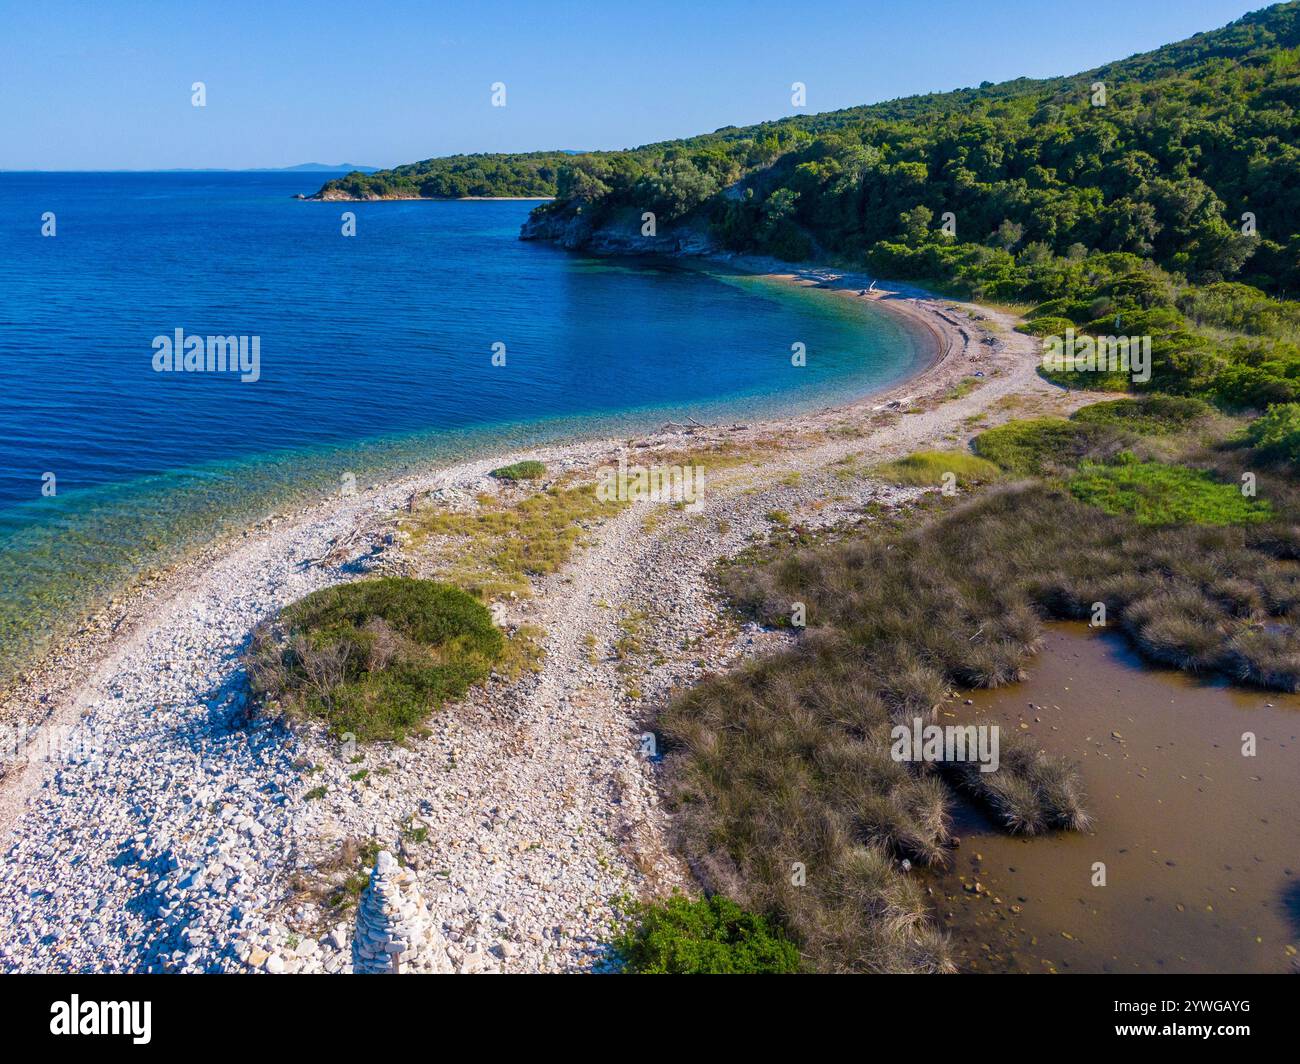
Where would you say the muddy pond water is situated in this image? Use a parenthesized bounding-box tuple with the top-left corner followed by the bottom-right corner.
(931, 623, 1300, 973)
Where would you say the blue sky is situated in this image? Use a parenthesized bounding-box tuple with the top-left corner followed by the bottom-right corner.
(0, 0, 1267, 170)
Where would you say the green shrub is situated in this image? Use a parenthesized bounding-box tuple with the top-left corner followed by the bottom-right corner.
(613, 894, 800, 974)
(1037, 362, 1135, 392)
(490, 460, 546, 481)
(1070, 395, 1214, 435)
(1243, 403, 1300, 464)
(874, 449, 1000, 487)
(1068, 460, 1273, 526)
(246, 578, 504, 741)
(1015, 315, 1074, 338)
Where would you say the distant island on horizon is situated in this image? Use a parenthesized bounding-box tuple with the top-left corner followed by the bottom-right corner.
(202, 163, 380, 173)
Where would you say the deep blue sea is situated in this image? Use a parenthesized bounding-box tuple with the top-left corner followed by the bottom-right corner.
(0, 171, 926, 676)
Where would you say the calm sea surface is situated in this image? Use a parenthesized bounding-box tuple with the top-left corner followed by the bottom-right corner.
(0, 172, 927, 678)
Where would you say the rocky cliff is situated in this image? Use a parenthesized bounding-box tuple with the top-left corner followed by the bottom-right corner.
(519, 202, 716, 256)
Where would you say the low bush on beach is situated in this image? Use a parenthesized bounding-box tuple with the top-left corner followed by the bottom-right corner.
(246, 578, 503, 741)
(612, 894, 800, 974)
(489, 460, 546, 481)
(1070, 395, 1215, 436)
(873, 449, 1000, 488)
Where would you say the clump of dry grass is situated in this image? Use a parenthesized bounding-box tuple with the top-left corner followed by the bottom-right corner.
(662, 652, 958, 973)
(873, 449, 1001, 488)
(402, 480, 626, 599)
(943, 735, 1091, 834)
(1223, 626, 1300, 691)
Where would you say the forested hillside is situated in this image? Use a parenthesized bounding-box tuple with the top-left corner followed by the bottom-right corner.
(322, 3, 1300, 419)
(527, 3, 1298, 278)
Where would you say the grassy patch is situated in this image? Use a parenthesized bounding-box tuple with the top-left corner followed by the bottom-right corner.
(974, 399, 1218, 479)
(942, 376, 981, 401)
(496, 623, 546, 679)
(1068, 458, 1273, 526)
(614, 609, 647, 661)
(973, 417, 1126, 476)
(247, 577, 503, 742)
(874, 450, 1000, 488)
(489, 460, 546, 481)
(613, 894, 800, 974)
(1015, 315, 1074, 338)
(403, 482, 626, 599)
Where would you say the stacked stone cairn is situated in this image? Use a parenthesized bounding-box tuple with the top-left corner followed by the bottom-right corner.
(352, 850, 451, 973)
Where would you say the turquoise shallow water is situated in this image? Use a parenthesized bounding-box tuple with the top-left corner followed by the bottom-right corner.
(0, 172, 928, 679)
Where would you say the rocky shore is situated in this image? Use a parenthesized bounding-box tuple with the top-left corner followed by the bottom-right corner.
(0, 272, 1082, 973)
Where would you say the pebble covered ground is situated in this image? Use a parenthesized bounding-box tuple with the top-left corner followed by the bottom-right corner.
(0, 287, 1075, 973)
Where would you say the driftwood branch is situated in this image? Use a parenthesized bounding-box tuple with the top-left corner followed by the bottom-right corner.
(306, 526, 363, 567)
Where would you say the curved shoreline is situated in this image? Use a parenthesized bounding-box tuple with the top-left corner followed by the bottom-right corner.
(0, 264, 946, 715)
(0, 266, 1070, 975)
(0, 265, 964, 819)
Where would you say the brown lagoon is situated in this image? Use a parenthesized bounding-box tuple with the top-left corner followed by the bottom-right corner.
(933, 623, 1300, 973)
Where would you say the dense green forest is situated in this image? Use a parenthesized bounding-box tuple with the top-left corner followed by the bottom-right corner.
(322, 3, 1300, 417)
